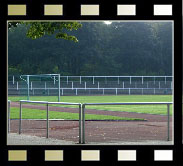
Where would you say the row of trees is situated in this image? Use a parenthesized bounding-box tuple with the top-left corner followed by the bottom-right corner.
(8, 22, 173, 76)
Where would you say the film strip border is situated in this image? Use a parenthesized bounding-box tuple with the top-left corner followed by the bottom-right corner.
(7, 149, 174, 161)
(1, 4, 174, 17)
(3, 4, 173, 16)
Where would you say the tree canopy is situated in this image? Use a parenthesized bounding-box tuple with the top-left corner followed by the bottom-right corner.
(8, 22, 172, 76)
(8, 22, 82, 42)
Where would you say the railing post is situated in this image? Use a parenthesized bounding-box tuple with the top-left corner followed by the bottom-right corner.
(167, 104, 170, 141)
(58, 74, 61, 102)
(19, 101, 22, 134)
(79, 104, 82, 144)
(8, 100, 11, 133)
(27, 75, 30, 100)
(17, 81, 19, 90)
(76, 89, 78, 96)
(46, 103, 49, 138)
(82, 104, 85, 144)
(13, 76, 14, 84)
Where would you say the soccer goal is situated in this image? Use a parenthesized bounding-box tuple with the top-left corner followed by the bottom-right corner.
(20, 74, 61, 102)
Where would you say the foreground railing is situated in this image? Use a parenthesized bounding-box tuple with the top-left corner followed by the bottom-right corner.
(8, 100, 11, 133)
(19, 100, 82, 143)
(8, 100, 173, 144)
(82, 102, 173, 144)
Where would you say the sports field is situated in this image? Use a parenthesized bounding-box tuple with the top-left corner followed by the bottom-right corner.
(9, 95, 173, 116)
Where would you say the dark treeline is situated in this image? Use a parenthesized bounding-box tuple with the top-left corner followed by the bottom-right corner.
(8, 22, 172, 76)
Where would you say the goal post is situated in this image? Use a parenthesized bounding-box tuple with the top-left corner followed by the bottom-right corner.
(20, 74, 61, 102)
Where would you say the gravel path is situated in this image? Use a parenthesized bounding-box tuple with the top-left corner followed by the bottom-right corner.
(7, 133, 172, 145)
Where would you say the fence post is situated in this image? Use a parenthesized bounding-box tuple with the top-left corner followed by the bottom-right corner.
(17, 81, 19, 90)
(8, 100, 11, 133)
(142, 76, 144, 84)
(72, 81, 73, 90)
(46, 103, 49, 138)
(76, 89, 78, 96)
(13, 76, 15, 84)
(19, 102, 22, 134)
(82, 104, 85, 144)
(130, 76, 131, 84)
(27, 76, 30, 100)
(116, 88, 118, 95)
(67, 76, 69, 84)
(103, 88, 104, 95)
(80, 76, 81, 84)
(58, 74, 61, 102)
(167, 104, 170, 141)
(79, 104, 82, 144)
(165, 76, 167, 84)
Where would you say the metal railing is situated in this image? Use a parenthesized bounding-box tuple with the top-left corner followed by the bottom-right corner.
(8, 100, 173, 144)
(82, 102, 173, 144)
(19, 100, 82, 143)
(8, 100, 11, 133)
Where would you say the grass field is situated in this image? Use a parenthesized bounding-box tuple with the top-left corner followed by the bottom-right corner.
(10, 107, 144, 121)
(8, 95, 173, 115)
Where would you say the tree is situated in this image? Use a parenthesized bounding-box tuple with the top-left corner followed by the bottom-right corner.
(8, 22, 82, 42)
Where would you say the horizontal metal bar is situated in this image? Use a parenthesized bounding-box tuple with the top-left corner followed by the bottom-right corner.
(60, 76, 173, 78)
(83, 102, 173, 106)
(20, 100, 48, 104)
(20, 100, 81, 105)
(21, 74, 60, 77)
(47, 102, 81, 105)
(9, 88, 172, 90)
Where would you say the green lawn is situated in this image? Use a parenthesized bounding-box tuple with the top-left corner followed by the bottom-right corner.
(8, 95, 173, 115)
(10, 107, 144, 121)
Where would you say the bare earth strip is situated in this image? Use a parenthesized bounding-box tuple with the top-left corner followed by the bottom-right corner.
(9, 102, 173, 145)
